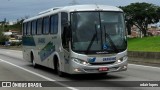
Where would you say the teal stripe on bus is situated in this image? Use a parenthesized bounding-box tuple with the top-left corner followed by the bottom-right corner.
(39, 42, 55, 61)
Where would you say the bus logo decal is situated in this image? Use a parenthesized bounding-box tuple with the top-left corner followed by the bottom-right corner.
(88, 57, 96, 63)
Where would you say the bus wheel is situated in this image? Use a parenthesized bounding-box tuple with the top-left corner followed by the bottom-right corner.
(56, 61, 64, 77)
(31, 53, 37, 68)
(32, 59, 37, 68)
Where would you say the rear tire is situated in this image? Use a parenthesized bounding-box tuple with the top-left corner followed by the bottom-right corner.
(31, 52, 37, 68)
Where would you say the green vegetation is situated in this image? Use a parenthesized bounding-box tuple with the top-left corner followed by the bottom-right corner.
(0, 19, 23, 32)
(0, 19, 23, 45)
(120, 2, 160, 36)
(0, 30, 9, 45)
(128, 36, 160, 52)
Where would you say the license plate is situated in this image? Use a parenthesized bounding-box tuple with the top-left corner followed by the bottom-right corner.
(99, 67, 109, 71)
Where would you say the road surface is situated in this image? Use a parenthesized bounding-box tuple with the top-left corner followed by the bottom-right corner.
(0, 49, 160, 90)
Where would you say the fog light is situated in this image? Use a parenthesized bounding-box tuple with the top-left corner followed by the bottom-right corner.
(82, 62, 87, 65)
(123, 65, 127, 69)
(74, 68, 81, 72)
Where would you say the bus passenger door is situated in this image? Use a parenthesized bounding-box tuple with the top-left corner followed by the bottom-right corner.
(61, 12, 70, 72)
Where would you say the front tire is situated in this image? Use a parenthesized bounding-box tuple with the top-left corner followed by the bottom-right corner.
(56, 60, 64, 77)
(32, 59, 37, 68)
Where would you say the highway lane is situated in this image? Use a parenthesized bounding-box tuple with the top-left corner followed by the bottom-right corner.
(0, 49, 160, 90)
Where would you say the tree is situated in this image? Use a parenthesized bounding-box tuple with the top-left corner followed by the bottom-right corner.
(120, 2, 160, 37)
(0, 30, 8, 45)
(0, 18, 9, 45)
(0, 18, 7, 31)
(157, 7, 160, 19)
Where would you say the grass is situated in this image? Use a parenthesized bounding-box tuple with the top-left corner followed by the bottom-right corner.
(128, 36, 160, 52)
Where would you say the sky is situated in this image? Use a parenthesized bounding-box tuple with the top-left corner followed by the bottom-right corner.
(0, 0, 160, 21)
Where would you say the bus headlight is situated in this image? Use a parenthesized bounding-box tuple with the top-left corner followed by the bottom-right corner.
(117, 56, 128, 63)
(73, 58, 90, 65)
(117, 59, 122, 63)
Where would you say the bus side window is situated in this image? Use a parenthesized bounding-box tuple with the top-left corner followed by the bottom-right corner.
(23, 23, 27, 36)
(43, 17, 50, 34)
(61, 12, 69, 50)
(37, 18, 43, 35)
(31, 20, 37, 35)
(27, 22, 31, 35)
(50, 14, 58, 34)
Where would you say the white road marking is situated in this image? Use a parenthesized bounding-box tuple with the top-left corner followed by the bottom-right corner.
(129, 64, 160, 70)
(0, 49, 22, 53)
(6, 52, 10, 54)
(0, 59, 78, 90)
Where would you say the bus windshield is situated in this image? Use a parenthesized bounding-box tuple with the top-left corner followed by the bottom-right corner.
(71, 11, 127, 54)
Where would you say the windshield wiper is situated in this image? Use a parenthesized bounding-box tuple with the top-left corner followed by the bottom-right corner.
(85, 25, 99, 54)
(85, 33, 97, 54)
(95, 24, 98, 44)
(104, 26, 119, 53)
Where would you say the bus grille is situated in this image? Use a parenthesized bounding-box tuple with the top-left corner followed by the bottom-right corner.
(89, 61, 115, 65)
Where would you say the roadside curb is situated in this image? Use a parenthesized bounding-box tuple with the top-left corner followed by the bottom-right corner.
(128, 57, 160, 67)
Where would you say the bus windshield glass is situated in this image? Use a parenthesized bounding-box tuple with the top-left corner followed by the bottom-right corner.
(71, 11, 127, 54)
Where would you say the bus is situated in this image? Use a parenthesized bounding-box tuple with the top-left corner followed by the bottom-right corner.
(22, 5, 128, 76)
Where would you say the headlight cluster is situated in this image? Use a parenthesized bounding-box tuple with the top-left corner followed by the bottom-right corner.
(117, 56, 128, 63)
(73, 58, 90, 65)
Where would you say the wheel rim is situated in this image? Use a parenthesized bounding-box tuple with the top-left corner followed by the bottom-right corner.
(32, 59, 35, 66)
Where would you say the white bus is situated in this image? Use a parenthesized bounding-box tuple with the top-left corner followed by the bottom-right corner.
(22, 5, 128, 76)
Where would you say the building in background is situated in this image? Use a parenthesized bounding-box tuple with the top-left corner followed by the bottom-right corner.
(128, 22, 160, 38)
(3, 30, 22, 43)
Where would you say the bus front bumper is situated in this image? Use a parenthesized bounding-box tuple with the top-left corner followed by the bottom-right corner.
(69, 59, 128, 74)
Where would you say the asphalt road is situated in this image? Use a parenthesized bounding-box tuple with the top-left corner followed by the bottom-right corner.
(0, 49, 160, 90)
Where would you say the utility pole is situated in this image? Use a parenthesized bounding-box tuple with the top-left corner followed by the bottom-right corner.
(2, 18, 6, 32)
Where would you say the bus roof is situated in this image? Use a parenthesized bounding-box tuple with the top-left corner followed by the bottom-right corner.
(61, 4, 122, 12)
(23, 4, 123, 22)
